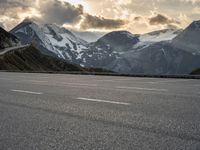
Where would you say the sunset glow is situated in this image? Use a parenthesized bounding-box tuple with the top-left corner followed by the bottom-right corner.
(65, 0, 85, 5)
(0, 0, 200, 33)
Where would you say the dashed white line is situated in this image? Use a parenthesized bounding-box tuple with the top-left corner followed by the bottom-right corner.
(23, 80, 48, 83)
(117, 86, 168, 92)
(93, 79, 115, 82)
(11, 89, 43, 95)
(148, 79, 196, 84)
(17, 76, 49, 79)
(77, 97, 130, 105)
(0, 77, 12, 81)
(64, 83, 98, 87)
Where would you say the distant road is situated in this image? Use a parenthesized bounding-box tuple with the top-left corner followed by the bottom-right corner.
(0, 44, 29, 55)
(0, 72, 200, 149)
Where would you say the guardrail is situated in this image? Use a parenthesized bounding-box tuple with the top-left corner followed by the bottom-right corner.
(0, 70, 200, 79)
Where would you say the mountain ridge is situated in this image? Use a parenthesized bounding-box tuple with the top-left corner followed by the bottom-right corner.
(171, 20, 200, 54)
(8, 19, 200, 75)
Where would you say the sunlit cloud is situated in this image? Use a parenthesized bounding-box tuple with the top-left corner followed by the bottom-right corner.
(64, 0, 85, 5)
(0, 0, 199, 33)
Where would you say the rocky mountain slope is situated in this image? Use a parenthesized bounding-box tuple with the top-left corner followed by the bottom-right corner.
(82, 27, 200, 74)
(112, 41, 200, 74)
(0, 27, 20, 49)
(172, 21, 200, 54)
(10, 20, 88, 64)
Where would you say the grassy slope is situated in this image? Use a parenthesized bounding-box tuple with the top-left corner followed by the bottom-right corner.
(191, 68, 200, 75)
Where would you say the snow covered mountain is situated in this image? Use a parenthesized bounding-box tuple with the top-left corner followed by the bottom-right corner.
(42, 24, 88, 64)
(140, 29, 182, 42)
(10, 20, 200, 75)
(132, 29, 182, 50)
(172, 20, 200, 54)
(10, 19, 88, 64)
(10, 19, 56, 57)
(110, 41, 200, 74)
(81, 27, 200, 74)
(0, 27, 20, 49)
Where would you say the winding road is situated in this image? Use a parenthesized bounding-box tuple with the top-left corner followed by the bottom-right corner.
(0, 44, 29, 55)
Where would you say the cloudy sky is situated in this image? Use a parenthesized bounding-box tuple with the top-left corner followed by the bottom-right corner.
(0, 0, 200, 33)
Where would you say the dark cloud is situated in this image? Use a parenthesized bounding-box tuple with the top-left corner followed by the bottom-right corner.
(80, 14, 127, 30)
(0, 0, 85, 29)
(37, 0, 84, 25)
(38, 0, 127, 29)
(149, 14, 181, 26)
(0, 0, 128, 31)
(134, 16, 142, 21)
(0, 0, 32, 16)
(0, 0, 33, 9)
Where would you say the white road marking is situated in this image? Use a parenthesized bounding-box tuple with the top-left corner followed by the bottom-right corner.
(64, 83, 98, 87)
(148, 79, 195, 84)
(94, 78, 147, 82)
(11, 89, 43, 95)
(17, 76, 49, 79)
(77, 97, 130, 105)
(0, 77, 12, 80)
(112, 78, 145, 81)
(117, 86, 168, 92)
(93, 79, 116, 82)
(23, 80, 48, 83)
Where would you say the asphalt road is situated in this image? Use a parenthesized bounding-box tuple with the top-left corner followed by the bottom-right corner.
(0, 72, 200, 150)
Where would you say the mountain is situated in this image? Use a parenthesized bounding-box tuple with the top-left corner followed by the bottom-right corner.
(131, 29, 181, 50)
(9, 20, 200, 75)
(42, 24, 88, 64)
(0, 27, 20, 49)
(172, 20, 200, 54)
(83, 27, 200, 74)
(0, 27, 111, 73)
(95, 31, 139, 52)
(81, 31, 139, 69)
(10, 19, 57, 57)
(111, 41, 200, 74)
(10, 20, 89, 65)
(139, 28, 182, 43)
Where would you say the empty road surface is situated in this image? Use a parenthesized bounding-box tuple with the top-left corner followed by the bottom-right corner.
(0, 72, 200, 150)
